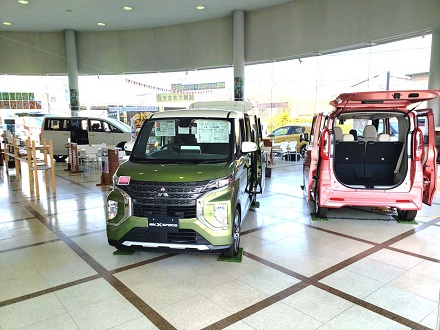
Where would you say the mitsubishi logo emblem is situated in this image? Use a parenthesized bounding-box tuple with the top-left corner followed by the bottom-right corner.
(157, 187, 169, 197)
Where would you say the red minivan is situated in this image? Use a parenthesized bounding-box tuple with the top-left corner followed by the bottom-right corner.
(303, 90, 439, 221)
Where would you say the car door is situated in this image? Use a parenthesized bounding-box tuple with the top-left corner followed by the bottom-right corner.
(88, 119, 115, 146)
(416, 109, 437, 205)
(303, 113, 324, 201)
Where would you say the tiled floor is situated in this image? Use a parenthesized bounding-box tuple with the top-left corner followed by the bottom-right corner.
(0, 157, 439, 330)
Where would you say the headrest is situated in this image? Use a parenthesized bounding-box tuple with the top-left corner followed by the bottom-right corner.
(342, 134, 354, 141)
(333, 126, 343, 141)
(363, 125, 377, 139)
(377, 133, 391, 142)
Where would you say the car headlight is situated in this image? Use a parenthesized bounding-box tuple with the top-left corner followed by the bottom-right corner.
(107, 200, 118, 220)
(203, 175, 233, 191)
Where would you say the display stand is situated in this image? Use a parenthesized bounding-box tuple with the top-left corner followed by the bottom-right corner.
(97, 147, 120, 187)
(4, 137, 56, 200)
(66, 142, 82, 174)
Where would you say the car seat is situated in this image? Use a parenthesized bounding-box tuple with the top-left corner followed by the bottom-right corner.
(360, 125, 377, 141)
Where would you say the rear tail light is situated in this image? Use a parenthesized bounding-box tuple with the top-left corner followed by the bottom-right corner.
(412, 128, 424, 161)
(320, 128, 330, 160)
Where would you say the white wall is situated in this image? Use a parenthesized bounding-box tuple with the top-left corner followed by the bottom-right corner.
(0, 0, 439, 75)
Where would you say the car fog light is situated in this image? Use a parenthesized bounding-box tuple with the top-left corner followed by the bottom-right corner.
(214, 203, 228, 226)
(107, 200, 118, 220)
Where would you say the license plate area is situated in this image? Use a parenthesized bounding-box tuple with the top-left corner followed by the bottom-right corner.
(148, 216, 179, 232)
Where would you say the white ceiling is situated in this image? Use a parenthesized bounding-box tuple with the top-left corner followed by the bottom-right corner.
(0, 0, 293, 32)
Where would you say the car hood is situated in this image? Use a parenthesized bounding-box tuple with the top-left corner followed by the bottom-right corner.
(116, 161, 234, 182)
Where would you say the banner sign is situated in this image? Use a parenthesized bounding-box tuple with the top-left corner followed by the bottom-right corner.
(0, 92, 41, 109)
(171, 82, 225, 92)
(156, 93, 195, 103)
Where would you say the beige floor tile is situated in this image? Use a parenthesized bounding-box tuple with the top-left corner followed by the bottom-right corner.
(177, 263, 237, 293)
(0, 271, 49, 302)
(325, 305, 409, 330)
(223, 320, 256, 329)
(409, 259, 440, 281)
(116, 265, 199, 309)
(55, 278, 119, 311)
(1, 204, 34, 222)
(242, 301, 323, 330)
(200, 279, 268, 314)
(239, 267, 301, 295)
(18, 312, 79, 330)
(319, 269, 385, 299)
(419, 306, 439, 330)
(154, 253, 213, 275)
(368, 249, 424, 270)
(365, 285, 438, 323)
(109, 316, 158, 330)
(23, 241, 97, 286)
(324, 236, 374, 254)
(72, 232, 163, 271)
(0, 293, 67, 329)
(389, 271, 440, 301)
(344, 258, 406, 283)
(282, 286, 354, 323)
(68, 295, 142, 330)
(159, 294, 230, 330)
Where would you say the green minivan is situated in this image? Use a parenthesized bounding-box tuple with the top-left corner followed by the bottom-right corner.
(106, 102, 266, 257)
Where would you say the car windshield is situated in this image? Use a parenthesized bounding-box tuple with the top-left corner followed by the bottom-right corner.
(131, 117, 232, 163)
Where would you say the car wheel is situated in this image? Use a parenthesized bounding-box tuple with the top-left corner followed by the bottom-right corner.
(53, 155, 68, 162)
(397, 209, 417, 221)
(300, 145, 307, 158)
(221, 208, 241, 258)
(314, 190, 328, 218)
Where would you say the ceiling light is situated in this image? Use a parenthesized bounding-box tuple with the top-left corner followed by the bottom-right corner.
(97, 22, 106, 26)
(123, 6, 133, 11)
(18, 0, 29, 4)
(196, 5, 205, 10)
(3, 22, 12, 26)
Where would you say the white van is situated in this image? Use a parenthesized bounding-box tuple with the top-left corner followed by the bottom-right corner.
(40, 116, 131, 161)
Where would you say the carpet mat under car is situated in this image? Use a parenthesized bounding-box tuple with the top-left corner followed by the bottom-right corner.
(113, 249, 136, 255)
(311, 206, 418, 224)
(218, 248, 243, 263)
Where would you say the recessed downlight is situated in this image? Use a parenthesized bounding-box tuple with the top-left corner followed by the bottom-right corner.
(97, 22, 106, 26)
(196, 5, 205, 10)
(3, 22, 12, 26)
(18, 0, 29, 4)
(123, 6, 133, 11)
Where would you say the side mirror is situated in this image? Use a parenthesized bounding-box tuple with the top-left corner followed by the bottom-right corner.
(300, 133, 309, 142)
(241, 141, 257, 153)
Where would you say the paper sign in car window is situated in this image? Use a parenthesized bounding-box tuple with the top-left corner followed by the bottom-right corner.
(178, 126, 190, 134)
(196, 120, 230, 143)
(155, 120, 176, 136)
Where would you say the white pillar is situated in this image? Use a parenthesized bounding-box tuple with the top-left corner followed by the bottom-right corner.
(233, 10, 245, 101)
(427, 26, 440, 127)
(65, 29, 80, 116)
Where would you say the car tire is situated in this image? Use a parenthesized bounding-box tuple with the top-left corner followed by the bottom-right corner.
(300, 145, 307, 158)
(221, 208, 241, 258)
(314, 190, 328, 218)
(53, 155, 68, 162)
(397, 209, 417, 221)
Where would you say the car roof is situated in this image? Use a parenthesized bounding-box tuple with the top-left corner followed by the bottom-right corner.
(150, 109, 245, 119)
(330, 90, 440, 113)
